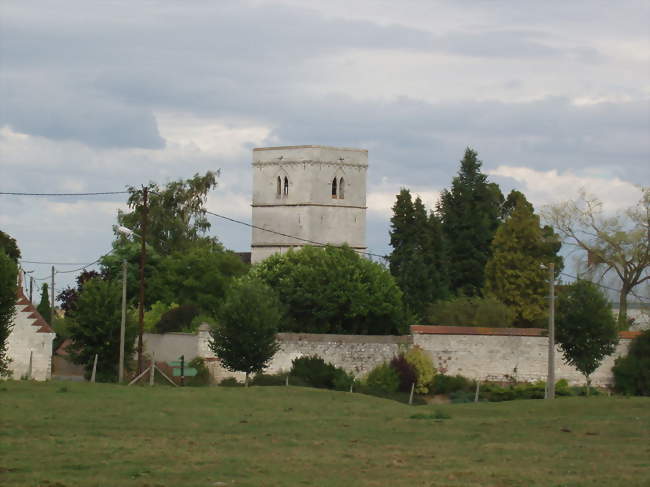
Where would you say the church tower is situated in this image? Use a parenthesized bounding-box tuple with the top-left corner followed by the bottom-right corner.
(251, 145, 368, 264)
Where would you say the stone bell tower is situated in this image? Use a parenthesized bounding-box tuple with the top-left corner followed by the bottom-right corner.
(251, 145, 368, 264)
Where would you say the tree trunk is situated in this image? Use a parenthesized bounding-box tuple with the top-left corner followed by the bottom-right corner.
(586, 376, 591, 397)
(618, 288, 629, 329)
(245, 372, 249, 388)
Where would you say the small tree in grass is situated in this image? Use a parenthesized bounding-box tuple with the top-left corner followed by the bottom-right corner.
(556, 280, 619, 394)
(67, 278, 137, 381)
(209, 276, 282, 386)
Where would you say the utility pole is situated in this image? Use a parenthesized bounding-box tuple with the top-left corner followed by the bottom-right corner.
(119, 259, 127, 383)
(29, 276, 34, 303)
(546, 262, 556, 400)
(137, 186, 148, 374)
(50, 266, 55, 324)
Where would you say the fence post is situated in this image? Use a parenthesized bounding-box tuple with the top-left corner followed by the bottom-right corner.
(474, 379, 480, 403)
(149, 353, 155, 386)
(90, 354, 98, 383)
(409, 382, 415, 405)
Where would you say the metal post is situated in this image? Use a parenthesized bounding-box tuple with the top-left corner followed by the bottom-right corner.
(137, 187, 148, 374)
(118, 259, 127, 383)
(546, 262, 556, 400)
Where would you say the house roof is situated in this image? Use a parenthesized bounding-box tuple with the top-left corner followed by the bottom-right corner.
(15, 288, 55, 334)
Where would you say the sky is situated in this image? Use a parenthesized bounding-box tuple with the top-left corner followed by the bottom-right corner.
(1, 0, 649, 298)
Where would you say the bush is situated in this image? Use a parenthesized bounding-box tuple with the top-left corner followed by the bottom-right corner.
(251, 372, 288, 386)
(390, 354, 417, 392)
(289, 355, 348, 390)
(449, 390, 475, 403)
(219, 377, 242, 387)
(431, 374, 475, 395)
(365, 362, 400, 394)
(155, 304, 199, 333)
(426, 296, 515, 327)
(185, 357, 211, 386)
(613, 329, 650, 396)
(404, 346, 435, 394)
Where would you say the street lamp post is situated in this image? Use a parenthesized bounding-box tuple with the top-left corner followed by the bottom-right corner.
(543, 262, 556, 400)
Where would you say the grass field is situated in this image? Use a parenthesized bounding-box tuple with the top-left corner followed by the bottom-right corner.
(1, 381, 649, 487)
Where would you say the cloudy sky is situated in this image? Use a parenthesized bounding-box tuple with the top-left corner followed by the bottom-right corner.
(1, 0, 648, 295)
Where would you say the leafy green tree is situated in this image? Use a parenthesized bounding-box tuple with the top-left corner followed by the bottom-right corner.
(556, 280, 619, 393)
(485, 191, 563, 327)
(612, 330, 650, 396)
(545, 187, 649, 327)
(147, 242, 247, 318)
(117, 171, 219, 255)
(0, 251, 18, 377)
(0, 230, 21, 263)
(255, 245, 406, 335)
(389, 189, 448, 320)
(209, 276, 282, 386)
(56, 270, 103, 316)
(143, 301, 178, 331)
(36, 283, 51, 324)
(438, 148, 504, 296)
(67, 278, 137, 381)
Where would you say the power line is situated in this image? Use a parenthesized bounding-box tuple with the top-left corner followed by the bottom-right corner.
(0, 191, 128, 196)
(20, 259, 95, 265)
(205, 210, 389, 261)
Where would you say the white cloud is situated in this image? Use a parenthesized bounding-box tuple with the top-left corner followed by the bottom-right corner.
(367, 177, 441, 217)
(487, 166, 644, 212)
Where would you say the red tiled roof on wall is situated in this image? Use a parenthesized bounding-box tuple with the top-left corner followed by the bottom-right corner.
(15, 288, 54, 334)
(411, 325, 641, 339)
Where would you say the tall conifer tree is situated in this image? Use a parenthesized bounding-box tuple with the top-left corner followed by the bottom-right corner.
(438, 148, 503, 296)
(389, 189, 448, 320)
(37, 283, 51, 324)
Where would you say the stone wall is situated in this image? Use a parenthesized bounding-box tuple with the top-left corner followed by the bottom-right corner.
(412, 326, 634, 387)
(147, 324, 637, 387)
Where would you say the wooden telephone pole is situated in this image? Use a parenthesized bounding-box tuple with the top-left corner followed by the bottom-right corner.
(137, 187, 148, 374)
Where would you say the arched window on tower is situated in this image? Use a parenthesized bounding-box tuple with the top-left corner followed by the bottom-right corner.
(276, 176, 281, 197)
(339, 178, 345, 199)
(331, 177, 337, 198)
(283, 176, 289, 196)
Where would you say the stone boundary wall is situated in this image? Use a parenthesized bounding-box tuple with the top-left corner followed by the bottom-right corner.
(142, 325, 639, 387)
(412, 327, 634, 387)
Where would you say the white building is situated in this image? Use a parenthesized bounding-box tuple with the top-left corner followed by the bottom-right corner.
(251, 145, 368, 264)
(5, 289, 55, 380)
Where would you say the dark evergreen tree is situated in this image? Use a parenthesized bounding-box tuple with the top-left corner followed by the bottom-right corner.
(389, 189, 448, 320)
(438, 148, 503, 296)
(36, 283, 51, 324)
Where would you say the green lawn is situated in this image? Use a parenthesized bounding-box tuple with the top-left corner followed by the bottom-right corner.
(1, 381, 649, 487)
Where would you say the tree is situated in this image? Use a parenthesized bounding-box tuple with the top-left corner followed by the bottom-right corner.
(438, 148, 504, 296)
(0, 251, 17, 377)
(389, 189, 448, 320)
(555, 280, 619, 393)
(209, 276, 282, 386)
(146, 242, 247, 318)
(485, 191, 563, 327)
(255, 245, 406, 335)
(426, 296, 515, 327)
(36, 283, 51, 324)
(117, 171, 219, 255)
(56, 270, 102, 316)
(0, 230, 21, 263)
(67, 278, 137, 381)
(612, 329, 650, 396)
(545, 187, 649, 327)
